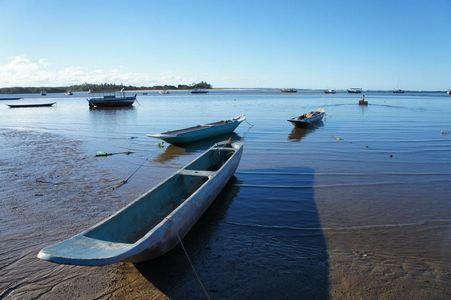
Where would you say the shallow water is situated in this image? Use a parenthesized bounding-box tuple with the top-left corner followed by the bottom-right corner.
(1, 90, 450, 299)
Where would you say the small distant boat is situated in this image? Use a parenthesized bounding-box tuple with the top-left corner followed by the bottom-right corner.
(447, 89, 451, 95)
(64, 91, 73, 96)
(288, 108, 325, 127)
(88, 89, 93, 94)
(358, 95, 368, 106)
(393, 89, 405, 94)
(347, 88, 362, 94)
(281, 88, 297, 93)
(324, 89, 336, 94)
(88, 93, 136, 108)
(0, 97, 21, 101)
(142, 92, 148, 95)
(40, 91, 47, 96)
(37, 141, 243, 266)
(190, 89, 208, 94)
(7, 102, 55, 108)
(159, 90, 170, 95)
(148, 114, 246, 145)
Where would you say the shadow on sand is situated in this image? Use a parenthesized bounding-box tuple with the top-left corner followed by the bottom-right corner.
(135, 167, 329, 299)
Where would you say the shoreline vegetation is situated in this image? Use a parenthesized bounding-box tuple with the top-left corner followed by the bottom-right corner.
(0, 81, 212, 94)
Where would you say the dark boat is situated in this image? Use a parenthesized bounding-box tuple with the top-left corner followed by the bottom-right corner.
(7, 102, 56, 108)
(347, 88, 362, 94)
(358, 95, 368, 106)
(0, 97, 21, 101)
(40, 91, 47, 96)
(393, 89, 405, 94)
(447, 89, 451, 95)
(87, 93, 136, 108)
(281, 88, 297, 93)
(190, 89, 208, 94)
(288, 108, 325, 127)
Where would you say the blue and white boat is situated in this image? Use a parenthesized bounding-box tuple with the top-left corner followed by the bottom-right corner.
(37, 141, 243, 266)
(148, 114, 246, 145)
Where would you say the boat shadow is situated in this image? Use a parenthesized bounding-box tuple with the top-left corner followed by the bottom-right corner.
(288, 121, 323, 141)
(135, 167, 330, 299)
(154, 133, 242, 164)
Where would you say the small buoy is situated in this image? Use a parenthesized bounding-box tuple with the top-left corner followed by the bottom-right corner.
(390, 154, 393, 158)
(441, 130, 449, 135)
(96, 151, 109, 157)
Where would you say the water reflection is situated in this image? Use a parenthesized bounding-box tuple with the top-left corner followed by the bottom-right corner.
(288, 121, 323, 142)
(135, 167, 330, 299)
(154, 133, 242, 163)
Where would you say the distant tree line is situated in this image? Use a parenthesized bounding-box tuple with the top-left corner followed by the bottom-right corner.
(0, 81, 212, 94)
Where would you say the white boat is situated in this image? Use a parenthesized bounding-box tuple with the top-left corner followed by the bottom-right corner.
(159, 90, 170, 95)
(37, 141, 243, 266)
(447, 89, 451, 95)
(288, 108, 325, 127)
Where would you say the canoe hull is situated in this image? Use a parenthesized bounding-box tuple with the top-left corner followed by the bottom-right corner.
(7, 102, 55, 108)
(159, 122, 242, 145)
(38, 142, 243, 266)
(149, 115, 245, 145)
(127, 145, 242, 262)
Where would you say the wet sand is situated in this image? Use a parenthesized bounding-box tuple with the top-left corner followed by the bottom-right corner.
(0, 129, 165, 299)
(1, 91, 451, 299)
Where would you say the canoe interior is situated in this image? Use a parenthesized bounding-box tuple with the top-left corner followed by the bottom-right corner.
(163, 120, 236, 135)
(84, 147, 235, 244)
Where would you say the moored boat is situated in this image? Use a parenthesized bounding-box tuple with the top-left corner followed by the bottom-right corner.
(190, 89, 208, 94)
(358, 95, 368, 105)
(324, 89, 336, 94)
(347, 88, 362, 94)
(281, 88, 297, 93)
(148, 114, 246, 145)
(64, 91, 73, 96)
(40, 90, 47, 96)
(447, 89, 451, 95)
(288, 108, 325, 127)
(7, 102, 55, 108)
(0, 97, 21, 101)
(87, 93, 136, 108)
(393, 89, 405, 94)
(159, 90, 170, 95)
(37, 141, 243, 266)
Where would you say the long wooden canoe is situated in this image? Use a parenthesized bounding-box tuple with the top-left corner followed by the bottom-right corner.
(148, 114, 246, 145)
(7, 102, 55, 108)
(38, 141, 243, 266)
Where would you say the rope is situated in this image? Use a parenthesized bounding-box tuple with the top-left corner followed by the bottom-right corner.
(244, 118, 254, 127)
(113, 157, 149, 189)
(165, 217, 211, 300)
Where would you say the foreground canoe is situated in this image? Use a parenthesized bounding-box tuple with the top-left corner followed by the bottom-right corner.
(288, 108, 325, 127)
(38, 141, 243, 266)
(7, 102, 55, 108)
(148, 114, 246, 145)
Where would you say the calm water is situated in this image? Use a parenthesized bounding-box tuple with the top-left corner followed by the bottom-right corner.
(1, 90, 450, 299)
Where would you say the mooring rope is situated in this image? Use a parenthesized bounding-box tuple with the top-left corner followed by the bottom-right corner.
(164, 217, 211, 300)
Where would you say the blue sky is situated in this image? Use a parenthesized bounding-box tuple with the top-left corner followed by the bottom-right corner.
(0, 0, 450, 89)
